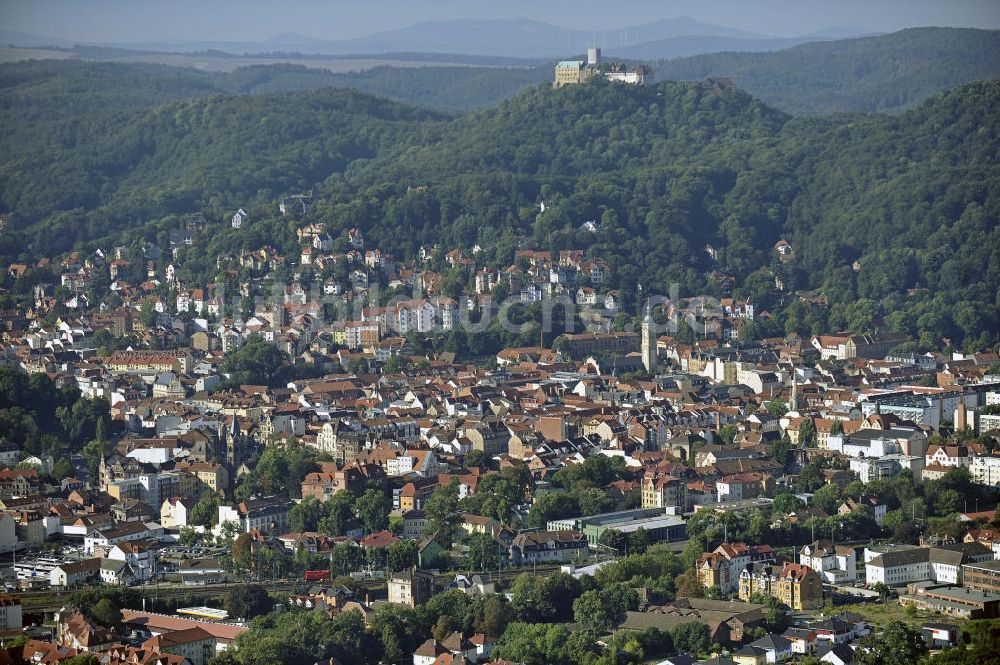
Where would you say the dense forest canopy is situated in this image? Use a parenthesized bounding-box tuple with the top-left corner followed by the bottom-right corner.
(0, 55, 998, 349)
(654, 27, 1000, 114)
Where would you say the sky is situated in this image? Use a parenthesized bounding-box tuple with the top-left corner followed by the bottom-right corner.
(2, 0, 999, 43)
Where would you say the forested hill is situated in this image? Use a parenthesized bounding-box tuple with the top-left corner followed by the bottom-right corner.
(326, 78, 1000, 348)
(0, 85, 448, 259)
(0, 59, 549, 117)
(3, 25, 997, 121)
(0, 74, 998, 347)
(654, 27, 1000, 114)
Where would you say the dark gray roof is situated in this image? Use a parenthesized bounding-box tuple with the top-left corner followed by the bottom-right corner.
(751, 634, 791, 651)
(870, 547, 929, 568)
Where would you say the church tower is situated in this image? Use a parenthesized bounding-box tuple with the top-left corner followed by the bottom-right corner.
(642, 305, 657, 375)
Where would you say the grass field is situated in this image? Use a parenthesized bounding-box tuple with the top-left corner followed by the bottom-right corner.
(0, 46, 72, 63)
(828, 598, 968, 629)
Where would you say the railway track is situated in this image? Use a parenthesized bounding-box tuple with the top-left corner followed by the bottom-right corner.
(17, 561, 585, 613)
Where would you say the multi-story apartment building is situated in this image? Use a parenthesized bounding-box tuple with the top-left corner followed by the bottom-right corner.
(300, 466, 371, 502)
(970, 453, 1000, 488)
(739, 562, 824, 610)
(388, 569, 434, 608)
(465, 419, 510, 457)
(217, 496, 293, 537)
(716, 473, 773, 503)
(641, 474, 687, 511)
(698, 542, 776, 594)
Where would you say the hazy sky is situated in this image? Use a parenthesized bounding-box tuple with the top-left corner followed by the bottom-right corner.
(3, 0, 999, 43)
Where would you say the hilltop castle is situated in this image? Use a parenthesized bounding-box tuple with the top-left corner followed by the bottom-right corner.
(554, 47, 652, 88)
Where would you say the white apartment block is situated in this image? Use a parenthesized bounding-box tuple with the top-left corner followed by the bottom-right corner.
(970, 453, 1000, 489)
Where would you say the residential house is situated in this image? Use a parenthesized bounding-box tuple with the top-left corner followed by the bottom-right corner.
(161, 496, 196, 528)
(388, 568, 435, 608)
(51, 558, 102, 588)
(799, 541, 857, 584)
(508, 530, 588, 565)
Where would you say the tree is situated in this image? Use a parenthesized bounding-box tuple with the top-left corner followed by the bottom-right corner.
(573, 583, 636, 632)
(526, 492, 579, 528)
(370, 604, 426, 664)
(795, 457, 830, 492)
(628, 528, 651, 555)
(466, 532, 500, 571)
(462, 471, 525, 523)
(772, 492, 805, 516)
(464, 449, 487, 470)
(675, 570, 706, 599)
(231, 532, 254, 574)
(224, 584, 273, 620)
(424, 478, 460, 546)
(178, 526, 201, 546)
(718, 425, 738, 445)
(770, 436, 794, 469)
(224, 603, 379, 664)
(388, 539, 418, 571)
(318, 490, 356, 537)
(598, 528, 628, 555)
(355, 489, 390, 534)
(933, 619, 1000, 665)
(52, 457, 73, 480)
(576, 487, 615, 516)
(933, 488, 963, 516)
(798, 418, 817, 446)
(494, 622, 599, 665)
(854, 620, 927, 665)
(190, 491, 220, 528)
(90, 598, 123, 627)
(330, 542, 364, 577)
(289, 496, 324, 533)
(477, 593, 514, 639)
(812, 483, 844, 515)
(384, 355, 413, 373)
(509, 572, 583, 624)
(222, 336, 290, 386)
(670, 621, 711, 656)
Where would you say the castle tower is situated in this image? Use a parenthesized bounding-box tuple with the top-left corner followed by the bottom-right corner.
(642, 305, 657, 375)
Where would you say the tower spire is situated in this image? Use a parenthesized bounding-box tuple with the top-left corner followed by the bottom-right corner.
(642, 303, 657, 376)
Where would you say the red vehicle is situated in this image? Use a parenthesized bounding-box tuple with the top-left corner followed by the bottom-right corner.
(304, 570, 331, 582)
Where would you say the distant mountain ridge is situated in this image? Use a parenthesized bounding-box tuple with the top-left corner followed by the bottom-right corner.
(0, 16, 861, 59)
